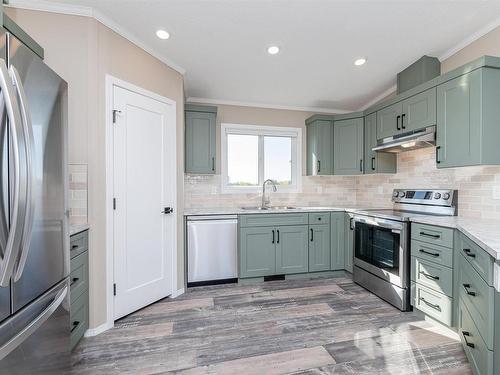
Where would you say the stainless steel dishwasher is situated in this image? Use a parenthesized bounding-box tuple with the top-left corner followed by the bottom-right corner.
(187, 215, 238, 286)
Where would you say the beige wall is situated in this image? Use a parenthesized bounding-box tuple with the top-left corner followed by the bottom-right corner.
(6, 8, 185, 330)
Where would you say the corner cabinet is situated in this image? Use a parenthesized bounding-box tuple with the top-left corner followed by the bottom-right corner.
(333, 117, 364, 175)
(344, 213, 354, 273)
(185, 104, 217, 174)
(436, 68, 500, 168)
(364, 112, 396, 174)
(305, 115, 334, 176)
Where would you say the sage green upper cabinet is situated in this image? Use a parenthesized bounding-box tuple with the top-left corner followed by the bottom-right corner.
(334, 117, 364, 175)
(377, 102, 402, 140)
(436, 67, 500, 168)
(364, 112, 396, 174)
(185, 105, 217, 174)
(330, 212, 345, 270)
(276, 225, 309, 275)
(401, 88, 436, 132)
(305, 116, 334, 175)
(239, 226, 276, 278)
(308, 224, 331, 272)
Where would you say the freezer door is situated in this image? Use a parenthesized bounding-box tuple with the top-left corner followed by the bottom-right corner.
(8, 34, 68, 313)
(0, 279, 69, 374)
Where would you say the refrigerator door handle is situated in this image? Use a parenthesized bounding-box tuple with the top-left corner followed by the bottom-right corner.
(0, 282, 67, 361)
(9, 66, 35, 282)
(0, 59, 27, 287)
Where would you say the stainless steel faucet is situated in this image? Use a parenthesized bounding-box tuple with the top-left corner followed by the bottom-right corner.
(261, 179, 277, 209)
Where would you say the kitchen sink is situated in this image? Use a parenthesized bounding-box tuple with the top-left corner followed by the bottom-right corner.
(240, 206, 297, 210)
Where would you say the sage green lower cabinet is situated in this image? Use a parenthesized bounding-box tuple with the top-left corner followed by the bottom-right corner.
(495, 291, 500, 374)
(364, 112, 396, 174)
(185, 105, 217, 174)
(276, 225, 309, 275)
(333, 117, 364, 175)
(344, 213, 354, 273)
(239, 226, 276, 278)
(70, 230, 89, 350)
(330, 212, 345, 270)
(308, 224, 330, 272)
(436, 67, 500, 168)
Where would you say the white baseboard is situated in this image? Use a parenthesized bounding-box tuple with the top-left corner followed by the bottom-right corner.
(171, 288, 185, 298)
(84, 321, 114, 337)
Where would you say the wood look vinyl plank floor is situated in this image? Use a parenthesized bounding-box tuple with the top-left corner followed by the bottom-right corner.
(71, 274, 471, 375)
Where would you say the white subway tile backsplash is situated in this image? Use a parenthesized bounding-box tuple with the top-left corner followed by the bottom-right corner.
(68, 163, 88, 226)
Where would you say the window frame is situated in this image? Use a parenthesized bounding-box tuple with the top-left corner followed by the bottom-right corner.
(221, 123, 302, 193)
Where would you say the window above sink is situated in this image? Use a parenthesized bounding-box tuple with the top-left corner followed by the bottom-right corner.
(221, 123, 302, 193)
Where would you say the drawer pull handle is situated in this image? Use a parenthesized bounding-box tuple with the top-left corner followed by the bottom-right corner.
(419, 231, 440, 239)
(70, 277, 80, 287)
(419, 297, 441, 311)
(310, 228, 314, 242)
(463, 248, 476, 258)
(420, 272, 439, 281)
(71, 320, 80, 333)
(71, 245, 79, 250)
(462, 331, 475, 348)
(276, 230, 280, 244)
(462, 283, 476, 297)
(419, 249, 439, 257)
(272, 230, 275, 244)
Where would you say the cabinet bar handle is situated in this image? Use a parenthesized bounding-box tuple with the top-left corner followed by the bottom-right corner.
(419, 297, 441, 311)
(396, 115, 401, 131)
(419, 231, 440, 239)
(71, 321, 80, 333)
(277, 230, 280, 244)
(419, 249, 439, 257)
(317, 160, 321, 173)
(70, 277, 80, 287)
(211, 157, 215, 171)
(272, 230, 275, 244)
(359, 159, 363, 172)
(463, 248, 476, 258)
(420, 272, 439, 281)
(371, 157, 375, 171)
(462, 283, 476, 296)
(436, 146, 441, 164)
(310, 228, 314, 242)
(401, 113, 406, 129)
(462, 331, 475, 348)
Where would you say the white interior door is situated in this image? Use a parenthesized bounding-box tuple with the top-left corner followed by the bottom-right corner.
(113, 84, 175, 320)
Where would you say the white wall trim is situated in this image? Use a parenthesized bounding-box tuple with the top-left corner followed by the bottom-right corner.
(187, 97, 350, 115)
(171, 288, 185, 298)
(84, 321, 114, 338)
(105, 74, 178, 333)
(438, 15, 500, 61)
(357, 84, 397, 111)
(7, 0, 186, 75)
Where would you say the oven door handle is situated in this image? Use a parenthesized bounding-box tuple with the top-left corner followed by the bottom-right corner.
(353, 216, 402, 232)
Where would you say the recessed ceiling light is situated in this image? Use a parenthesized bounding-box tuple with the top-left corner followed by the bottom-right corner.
(354, 58, 367, 66)
(156, 29, 170, 40)
(267, 46, 280, 55)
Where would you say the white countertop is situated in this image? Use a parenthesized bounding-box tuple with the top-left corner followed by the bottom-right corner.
(70, 224, 90, 236)
(184, 206, 369, 216)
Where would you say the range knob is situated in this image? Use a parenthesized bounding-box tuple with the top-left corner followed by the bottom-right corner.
(434, 192, 441, 199)
(443, 193, 450, 200)
(393, 191, 399, 198)
(399, 191, 406, 198)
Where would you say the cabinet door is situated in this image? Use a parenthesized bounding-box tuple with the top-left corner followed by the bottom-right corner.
(334, 118, 364, 175)
(306, 122, 318, 176)
(436, 70, 481, 168)
(376, 101, 402, 140)
(306, 120, 333, 176)
(401, 88, 436, 133)
(185, 111, 216, 174)
(330, 212, 345, 270)
(239, 227, 276, 278)
(344, 214, 354, 273)
(276, 225, 309, 275)
(364, 112, 396, 174)
(308, 224, 331, 272)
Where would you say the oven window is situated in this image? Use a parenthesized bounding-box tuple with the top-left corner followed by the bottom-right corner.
(355, 222, 400, 276)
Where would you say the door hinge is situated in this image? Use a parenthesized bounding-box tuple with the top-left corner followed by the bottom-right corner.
(113, 283, 117, 296)
(113, 198, 116, 210)
(112, 109, 122, 124)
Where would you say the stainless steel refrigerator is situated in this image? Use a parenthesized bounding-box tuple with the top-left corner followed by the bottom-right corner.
(0, 20, 70, 374)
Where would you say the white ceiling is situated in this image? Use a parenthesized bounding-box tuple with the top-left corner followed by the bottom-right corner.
(12, 0, 500, 112)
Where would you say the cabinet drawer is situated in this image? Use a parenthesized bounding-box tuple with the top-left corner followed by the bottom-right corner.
(70, 291, 89, 350)
(239, 213, 308, 228)
(70, 251, 88, 304)
(70, 230, 88, 259)
(458, 300, 494, 375)
(411, 256, 453, 297)
(459, 232, 494, 286)
(458, 254, 494, 350)
(308, 212, 330, 225)
(410, 240, 453, 268)
(411, 223, 453, 248)
(411, 282, 453, 326)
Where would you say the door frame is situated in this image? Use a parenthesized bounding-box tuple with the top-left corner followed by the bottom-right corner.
(104, 75, 177, 331)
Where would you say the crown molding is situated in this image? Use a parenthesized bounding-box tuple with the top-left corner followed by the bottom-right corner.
(438, 15, 500, 61)
(186, 97, 351, 114)
(6, 0, 186, 75)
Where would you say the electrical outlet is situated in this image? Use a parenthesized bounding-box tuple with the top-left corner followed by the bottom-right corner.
(493, 186, 500, 200)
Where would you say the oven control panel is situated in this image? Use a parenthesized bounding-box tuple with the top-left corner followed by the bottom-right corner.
(392, 189, 456, 206)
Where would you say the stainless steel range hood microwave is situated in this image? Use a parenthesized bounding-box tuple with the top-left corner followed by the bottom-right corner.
(372, 126, 436, 153)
